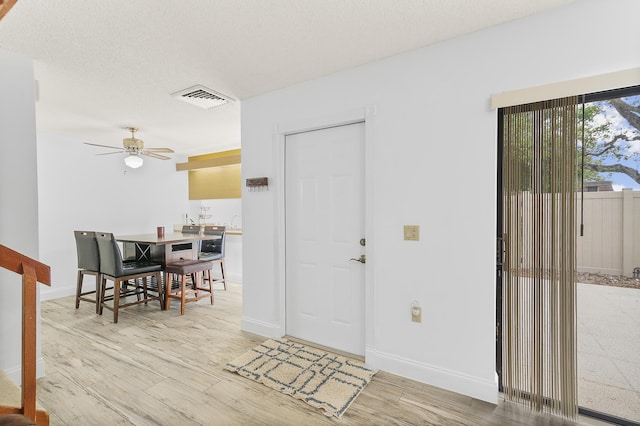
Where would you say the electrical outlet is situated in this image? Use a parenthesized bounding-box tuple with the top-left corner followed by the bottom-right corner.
(404, 225, 420, 241)
(411, 306, 422, 323)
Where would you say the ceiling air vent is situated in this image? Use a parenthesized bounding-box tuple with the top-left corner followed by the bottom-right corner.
(172, 85, 233, 110)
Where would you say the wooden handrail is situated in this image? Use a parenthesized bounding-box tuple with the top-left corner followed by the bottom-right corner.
(0, 244, 51, 425)
(0, 0, 19, 22)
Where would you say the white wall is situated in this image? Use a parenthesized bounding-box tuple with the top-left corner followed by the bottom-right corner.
(37, 131, 190, 300)
(187, 198, 242, 230)
(240, 0, 640, 404)
(0, 49, 41, 382)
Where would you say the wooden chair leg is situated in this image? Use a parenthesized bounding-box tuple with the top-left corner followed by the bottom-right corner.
(142, 277, 149, 304)
(180, 274, 187, 315)
(94, 273, 101, 314)
(155, 272, 163, 308)
(114, 278, 121, 323)
(159, 272, 165, 309)
(99, 276, 107, 315)
(209, 271, 214, 305)
(191, 272, 199, 297)
(165, 273, 172, 311)
(135, 278, 142, 301)
(220, 259, 226, 290)
(75, 270, 83, 309)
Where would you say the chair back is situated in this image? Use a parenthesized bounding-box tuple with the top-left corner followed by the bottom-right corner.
(181, 225, 201, 234)
(95, 232, 126, 277)
(202, 225, 226, 257)
(74, 230, 100, 272)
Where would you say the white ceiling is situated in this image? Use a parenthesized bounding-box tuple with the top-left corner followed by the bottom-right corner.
(0, 0, 574, 156)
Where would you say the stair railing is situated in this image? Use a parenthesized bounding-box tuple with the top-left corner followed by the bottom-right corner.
(0, 244, 50, 425)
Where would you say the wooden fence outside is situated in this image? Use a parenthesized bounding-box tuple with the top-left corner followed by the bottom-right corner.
(577, 189, 640, 276)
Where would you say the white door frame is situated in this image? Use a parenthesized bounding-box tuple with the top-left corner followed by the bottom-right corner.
(272, 105, 377, 358)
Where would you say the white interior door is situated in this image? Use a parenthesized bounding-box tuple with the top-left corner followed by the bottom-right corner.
(285, 122, 365, 356)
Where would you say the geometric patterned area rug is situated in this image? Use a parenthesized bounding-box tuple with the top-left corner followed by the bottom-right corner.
(224, 338, 377, 418)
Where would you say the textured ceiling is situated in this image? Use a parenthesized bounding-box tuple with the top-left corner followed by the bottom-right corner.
(0, 0, 574, 156)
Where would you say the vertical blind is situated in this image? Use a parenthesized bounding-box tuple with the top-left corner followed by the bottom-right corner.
(501, 96, 579, 418)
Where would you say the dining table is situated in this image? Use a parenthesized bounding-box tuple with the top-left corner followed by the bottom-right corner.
(116, 231, 221, 308)
(116, 231, 220, 266)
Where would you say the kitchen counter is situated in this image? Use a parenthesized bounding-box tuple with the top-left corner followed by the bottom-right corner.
(173, 224, 242, 235)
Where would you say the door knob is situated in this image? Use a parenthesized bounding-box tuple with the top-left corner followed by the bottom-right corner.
(349, 254, 366, 264)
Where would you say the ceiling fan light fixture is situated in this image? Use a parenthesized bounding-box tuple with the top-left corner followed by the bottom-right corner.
(124, 154, 143, 168)
(85, 127, 173, 166)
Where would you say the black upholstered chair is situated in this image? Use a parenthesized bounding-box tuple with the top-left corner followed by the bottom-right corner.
(180, 224, 204, 265)
(96, 232, 163, 323)
(181, 224, 201, 234)
(74, 231, 102, 313)
(199, 225, 226, 290)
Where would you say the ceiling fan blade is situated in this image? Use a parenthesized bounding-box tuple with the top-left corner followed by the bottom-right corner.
(142, 151, 171, 160)
(144, 147, 175, 153)
(96, 151, 125, 156)
(84, 142, 124, 150)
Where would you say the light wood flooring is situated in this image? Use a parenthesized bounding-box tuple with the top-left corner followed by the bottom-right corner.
(36, 283, 607, 425)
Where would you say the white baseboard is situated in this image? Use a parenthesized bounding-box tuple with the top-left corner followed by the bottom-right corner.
(235, 324, 497, 404)
(3, 357, 47, 384)
(227, 273, 242, 283)
(365, 347, 498, 404)
(240, 316, 282, 338)
(40, 285, 76, 301)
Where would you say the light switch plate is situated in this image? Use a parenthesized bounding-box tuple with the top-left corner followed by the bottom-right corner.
(404, 225, 420, 241)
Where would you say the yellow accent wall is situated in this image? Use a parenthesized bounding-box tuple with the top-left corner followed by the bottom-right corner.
(187, 149, 241, 199)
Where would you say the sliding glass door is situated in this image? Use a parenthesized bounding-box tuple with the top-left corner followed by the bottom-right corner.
(497, 86, 640, 425)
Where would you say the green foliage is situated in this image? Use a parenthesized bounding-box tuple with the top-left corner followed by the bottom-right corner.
(504, 95, 640, 188)
(587, 96, 640, 184)
(578, 104, 606, 182)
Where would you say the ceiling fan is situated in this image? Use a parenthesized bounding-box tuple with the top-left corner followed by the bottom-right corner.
(84, 127, 175, 168)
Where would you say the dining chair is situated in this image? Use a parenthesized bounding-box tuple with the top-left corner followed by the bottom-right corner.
(199, 225, 226, 290)
(180, 224, 202, 255)
(181, 224, 201, 234)
(74, 230, 102, 313)
(95, 232, 163, 323)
